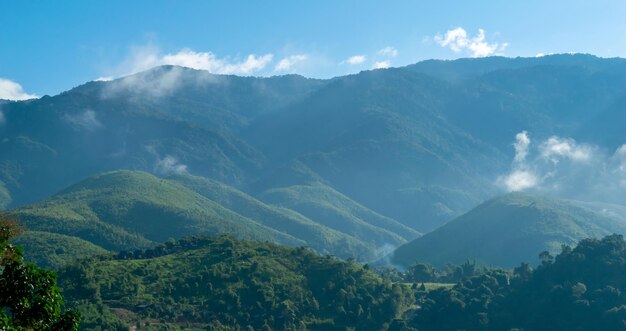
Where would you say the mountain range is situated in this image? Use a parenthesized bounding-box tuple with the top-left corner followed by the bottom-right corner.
(3, 54, 626, 267)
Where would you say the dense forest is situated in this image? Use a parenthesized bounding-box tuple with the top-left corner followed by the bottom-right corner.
(48, 233, 626, 330)
(6, 212, 626, 330)
(57, 235, 415, 330)
(412, 234, 626, 330)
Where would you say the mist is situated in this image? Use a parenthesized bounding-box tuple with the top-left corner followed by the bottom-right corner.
(499, 131, 626, 205)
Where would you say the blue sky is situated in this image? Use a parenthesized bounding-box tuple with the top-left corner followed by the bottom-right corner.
(1, 0, 625, 99)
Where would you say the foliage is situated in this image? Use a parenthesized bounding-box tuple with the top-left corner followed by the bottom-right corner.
(0, 213, 79, 330)
(410, 234, 626, 330)
(57, 235, 414, 330)
(13, 231, 109, 270)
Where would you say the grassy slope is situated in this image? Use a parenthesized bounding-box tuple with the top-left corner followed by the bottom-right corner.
(259, 183, 420, 246)
(14, 170, 302, 252)
(15, 170, 415, 262)
(392, 192, 626, 267)
(169, 173, 375, 258)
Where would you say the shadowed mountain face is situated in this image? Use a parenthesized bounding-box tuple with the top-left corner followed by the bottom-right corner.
(3, 54, 626, 262)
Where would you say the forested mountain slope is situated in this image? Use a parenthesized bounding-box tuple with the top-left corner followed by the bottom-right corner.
(393, 192, 626, 267)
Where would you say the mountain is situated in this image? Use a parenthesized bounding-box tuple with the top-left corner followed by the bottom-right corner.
(3, 54, 626, 240)
(392, 193, 626, 267)
(57, 235, 414, 330)
(13, 170, 418, 262)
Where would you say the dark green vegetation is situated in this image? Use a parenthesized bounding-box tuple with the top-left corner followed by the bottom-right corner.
(55, 233, 626, 330)
(411, 234, 626, 330)
(0, 214, 79, 330)
(58, 235, 414, 330)
(13, 231, 109, 270)
(393, 192, 626, 267)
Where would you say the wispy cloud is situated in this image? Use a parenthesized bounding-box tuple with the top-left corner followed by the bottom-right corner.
(99, 45, 278, 98)
(274, 54, 308, 72)
(64, 109, 102, 131)
(513, 131, 531, 162)
(497, 131, 626, 204)
(378, 46, 398, 57)
(155, 155, 188, 175)
(94, 76, 113, 82)
(344, 55, 367, 65)
(0, 78, 38, 101)
(102, 45, 274, 80)
(540, 136, 593, 163)
(434, 27, 507, 57)
(372, 60, 391, 69)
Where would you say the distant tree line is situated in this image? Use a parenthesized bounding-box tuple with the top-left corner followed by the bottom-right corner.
(409, 234, 626, 330)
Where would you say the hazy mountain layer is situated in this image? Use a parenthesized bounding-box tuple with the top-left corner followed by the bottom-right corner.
(392, 192, 626, 267)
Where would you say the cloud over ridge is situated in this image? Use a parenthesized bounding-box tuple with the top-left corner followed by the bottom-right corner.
(435, 27, 507, 57)
(0, 78, 38, 101)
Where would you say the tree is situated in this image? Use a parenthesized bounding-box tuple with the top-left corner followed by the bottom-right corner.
(408, 264, 436, 283)
(0, 213, 80, 330)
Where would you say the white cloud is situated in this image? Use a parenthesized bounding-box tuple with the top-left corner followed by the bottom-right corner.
(434, 27, 507, 58)
(613, 144, 626, 172)
(378, 46, 398, 57)
(274, 54, 308, 72)
(498, 132, 626, 205)
(514, 131, 531, 162)
(540, 136, 592, 163)
(158, 49, 273, 75)
(502, 169, 539, 192)
(0, 78, 38, 101)
(372, 61, 391, 69)
(104, 45, 274, 79)
(155, 155, 188, 175)
(95, 76, 113, 82)
(345, 55, 367, 65)
(64, 109, 102, 131)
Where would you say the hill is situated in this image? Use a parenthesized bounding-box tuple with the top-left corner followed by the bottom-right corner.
(392, 192, 626, 267)
(14, 170, 416, 262)
(57, 235, 415, 330)
(13, 171, 302, 252)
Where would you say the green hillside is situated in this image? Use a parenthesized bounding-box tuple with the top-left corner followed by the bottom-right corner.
(258, 182, 420, 245)
(13, 231, 109, 269)
(392, 192, 626, 267)
(14, 171, 302, 252)
(14, 170, 418, 263)
(57, 236, 414, 330)
(168, 173, 383, 258)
